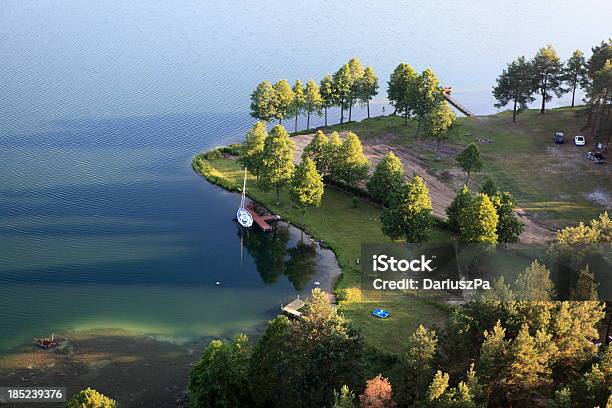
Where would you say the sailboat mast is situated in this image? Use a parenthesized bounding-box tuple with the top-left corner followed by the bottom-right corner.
(240, 168, 247, 208)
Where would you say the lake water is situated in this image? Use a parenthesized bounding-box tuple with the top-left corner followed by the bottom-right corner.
(1, 1, 611, 352)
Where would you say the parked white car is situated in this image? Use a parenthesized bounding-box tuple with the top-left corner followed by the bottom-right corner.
(574, 135, 586, 146)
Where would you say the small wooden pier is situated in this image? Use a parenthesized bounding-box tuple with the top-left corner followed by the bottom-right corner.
(245, 205, 280, 232)
(281, 296, 306, 319)
(443, 87, 474, 117)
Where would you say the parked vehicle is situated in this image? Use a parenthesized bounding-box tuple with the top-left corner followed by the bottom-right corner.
(585, 151, 605, 164)
(574, 135, 586, 146)
(553, 132, 565, 144)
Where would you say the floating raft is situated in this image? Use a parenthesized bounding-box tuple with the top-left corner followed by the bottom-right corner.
(281, 297, 306, 319)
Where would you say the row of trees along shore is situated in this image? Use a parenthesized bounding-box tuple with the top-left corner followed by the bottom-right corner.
(493, 41, 611, 146)
(189, 209, 612, 406)
(250, 58, 379, 131)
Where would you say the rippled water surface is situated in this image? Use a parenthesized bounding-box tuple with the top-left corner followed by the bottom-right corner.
(1, 0, 611, 351)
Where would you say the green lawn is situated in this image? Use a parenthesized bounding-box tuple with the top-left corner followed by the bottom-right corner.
(193, 153, 452, 354)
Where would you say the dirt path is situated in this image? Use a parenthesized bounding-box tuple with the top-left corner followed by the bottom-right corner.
(292, 132, 555, 244)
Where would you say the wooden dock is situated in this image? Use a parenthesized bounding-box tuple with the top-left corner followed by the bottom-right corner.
(281, 297, 306, 319)
(443, 87, 474, 117)
(246, 208, 280, 232)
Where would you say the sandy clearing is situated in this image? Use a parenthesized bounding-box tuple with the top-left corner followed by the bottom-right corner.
(292, 132, 555, 244)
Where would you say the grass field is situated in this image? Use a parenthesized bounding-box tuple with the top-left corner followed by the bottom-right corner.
(193, 153, 452, 353)
(304, 107, 609, 229)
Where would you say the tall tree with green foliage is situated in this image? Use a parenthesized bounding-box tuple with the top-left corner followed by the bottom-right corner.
(273, 79, 295, 124)
(455, 143, 483, 184)
(413, 69, 444, 137)
(320, 74, 336, 127)
(367, 151, 405, 206)
(563, 49, 588, 107)
(571, 265, 599, 300)
(490, 191, 523, 243)
(532, 44, 566, 113)
(304, 79, 323, 130)
(479, 176, 498, 197)
(360, 66, 379, 118)
(291, 80, 306, 132)
(302, 130, 330, 176)
(290, 158, 324, 231)
(337, 132, 370, 189)
(422, 100, 456, 159)
(259, 125, 295, 204)
(387, 63, 418, 124)
(332, 385, 357, 408)
(347, 57, 365, 122)
(459, 193, 498, 244)
(239, 121, 267, 181)
(446, 185, 472, 233)
(326, 131, 343, 182)
(477, 320, 508, 400)
(250, 80, 278, 121)
(333, 64, 353, 128)
(398, 325, 438, 405)
(66, 388, 116, 408)
(492, 56, 537, 122)
(188, 334, 253, 408)
(515, 260, 555, 301)
(381, 176, 433, 243)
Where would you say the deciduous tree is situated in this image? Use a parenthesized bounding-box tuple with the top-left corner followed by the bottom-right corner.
(446, 185, 472, 233)
(387, 63, 418, 124)
(413, 69, 444, 137)
(367, 152, 404, 206)
(250, 80, 278, 122)
(360, 66, 379, 118)
(304, 79, 323, 130)
(459, 193, 498, 244)
(259, 125, 295, 204)
(360, 375, 397, 408)
(381, 176, 433, 243)
(273, 79, 295, 124)
(347, 57, 365, 122)
(333, 64, 352, 128)
(490, 191, 523, 243)
(290, 157, 324, 230)
(291, 79, 306, 132)
(302, 130, 330, 176)
(320, 74, 336, 127)
(563, 49, 587, 107)
(455, 143, 483, 185)
(239, 121, 267, 181)
(337, 132, 370, 189)
(66, 388, 116, 408)
(422, 100, 455, 159)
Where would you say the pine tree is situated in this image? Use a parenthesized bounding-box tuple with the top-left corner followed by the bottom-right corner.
(459, 193, 498, 244)
(563, 50, 587, 107)
(337, 132, 369, 189)
(387, 63, 418, 124)
(66, 388, 116, 408)
(367, 152, 404, 206)
(320, 74, 336, 127)
(381, 176, 433, 243)
(492, 56, 537, 122)
(333, 64, 352, 128)
(571, 265, 599, 300)
(250, 80, 278, 122)
(423, 100, 456, 159)
(239, 121, 267, 181)
(477, 320, 508, 396)
(332, 385, 357, 408)
(290, 80, 306, 132)
(273, 79, 295, 124)
(515, 260, 555, 301)
(360, 66, 379, 118)
(532, 45, 566, 113)
(446, 185, 472, 233)
(347, 57, 365, 122)
(302, 130, 329, 177)
(455, 143, 483, 185)
(304, 79, 323, 130)
(290, 158, 324, 231)
(259, 125, 295, 204)
(427, 371, 450, 401)
(399, 325, 438, 405)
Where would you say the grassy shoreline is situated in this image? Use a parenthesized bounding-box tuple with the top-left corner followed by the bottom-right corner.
(192, 150, 451, 354)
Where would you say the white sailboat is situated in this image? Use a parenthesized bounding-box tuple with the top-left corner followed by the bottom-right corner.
(236, 168, 253, 228)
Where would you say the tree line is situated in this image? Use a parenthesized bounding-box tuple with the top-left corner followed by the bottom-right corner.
(188, 213, 611, 407)
(493, 39, 612, 147)
(250, 58, 379, 131)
